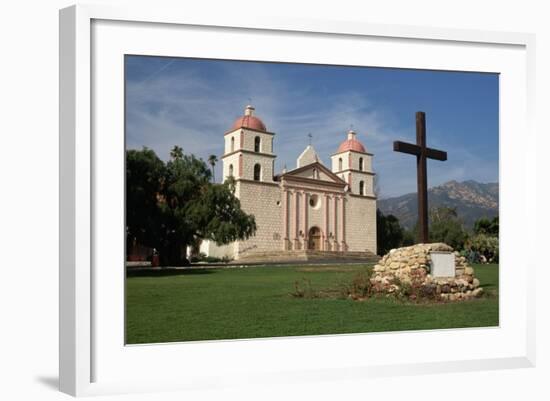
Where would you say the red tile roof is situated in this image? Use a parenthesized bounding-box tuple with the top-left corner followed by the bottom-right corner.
(230, 115, 267, 132)
(337, 138, 367, 153)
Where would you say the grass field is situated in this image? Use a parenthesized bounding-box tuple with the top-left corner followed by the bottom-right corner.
(126, 263, 499, 344)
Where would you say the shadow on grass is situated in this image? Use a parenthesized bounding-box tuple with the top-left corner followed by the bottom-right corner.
(126, 268, 217, 278)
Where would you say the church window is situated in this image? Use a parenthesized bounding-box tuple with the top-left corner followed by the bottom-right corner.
(338, 157, 343, 171)
(359, 180, 365, 195)
(253, 163, 261, 181)
(228, 164, 234, 177)
(254, 136, 261, 152)
(309, 194, 320, 209)
(230, 137, 235, 152)
(359, 157, 364, 171)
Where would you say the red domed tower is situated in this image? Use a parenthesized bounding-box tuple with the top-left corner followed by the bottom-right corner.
(331, 130, 375, 197)
(221, 105, 276, 183)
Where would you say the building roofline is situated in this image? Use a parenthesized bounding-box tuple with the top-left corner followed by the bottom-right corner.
(221, 149, 277, 159)
(333, 168, 376, 176)
(224, 127, 276, 136)
(280, 161, 347, 185)
(331, 149, 374, 157)
(236, 178, 279, 187)
(348, 193, 377, 200)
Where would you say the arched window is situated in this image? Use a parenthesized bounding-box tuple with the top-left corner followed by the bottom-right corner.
(359, 157, 364, 171)
(228, 164, 234, 177)
(254, 136, 261, 152)
(230, 137, 235, 152)
(338, 158, 343, 171)
(359, 180, 365, 196)
(253, 164, 261, 181)
(313, 168, 317, 179)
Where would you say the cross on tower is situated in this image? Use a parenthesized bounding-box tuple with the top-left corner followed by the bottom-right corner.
(393, 112, 448, 243)
(307, 132, 313, 145)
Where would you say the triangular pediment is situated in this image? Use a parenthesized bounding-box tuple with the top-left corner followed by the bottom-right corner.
(280, 162, 346, 186)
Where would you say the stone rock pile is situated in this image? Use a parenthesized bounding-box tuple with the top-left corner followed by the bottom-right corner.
(371, 243, 483, 301)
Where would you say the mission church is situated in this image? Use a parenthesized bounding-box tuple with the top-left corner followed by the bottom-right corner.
(200, 105, 378, 260)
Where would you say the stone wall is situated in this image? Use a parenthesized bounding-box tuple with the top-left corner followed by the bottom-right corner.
(235, 180, 283, 257)
(371, 243, 483, 301)
(345, 195, 377, 254)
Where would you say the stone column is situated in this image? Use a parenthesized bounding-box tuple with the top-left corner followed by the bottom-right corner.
(333, 195, 339, 251)
(282, 188, 289, 250)
(293, 191, 300, 250)
(302, 191, 308, 248)
(340, 196, 346, 251)
(323, 194, 330, 251)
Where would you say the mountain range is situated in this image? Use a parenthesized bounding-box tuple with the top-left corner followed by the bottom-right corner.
(377, 180, 499, 230)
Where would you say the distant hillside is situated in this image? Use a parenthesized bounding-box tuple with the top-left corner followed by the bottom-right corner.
(378, 180, 499, 230)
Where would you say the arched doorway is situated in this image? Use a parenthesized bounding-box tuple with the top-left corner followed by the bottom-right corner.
(308, 227, 322, 250)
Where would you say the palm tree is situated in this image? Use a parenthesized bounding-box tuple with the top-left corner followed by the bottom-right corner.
(170, 145, 183, 160)
(208, 154, 218, 182)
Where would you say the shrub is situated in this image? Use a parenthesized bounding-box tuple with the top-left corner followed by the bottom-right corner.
(290, 278, 317, 298)
(467, 233, 499, 263)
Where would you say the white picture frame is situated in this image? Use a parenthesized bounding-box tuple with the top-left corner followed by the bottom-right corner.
(59, 4, 536, 397)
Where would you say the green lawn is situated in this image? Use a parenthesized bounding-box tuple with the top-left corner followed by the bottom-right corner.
(126, 263, 499, 344)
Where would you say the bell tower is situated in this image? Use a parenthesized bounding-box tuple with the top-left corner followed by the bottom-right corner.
(331, 130, 375, 196)
(222, 105, 276, 183)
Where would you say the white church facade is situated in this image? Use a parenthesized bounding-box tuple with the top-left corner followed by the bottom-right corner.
(200, 105, 377, 260)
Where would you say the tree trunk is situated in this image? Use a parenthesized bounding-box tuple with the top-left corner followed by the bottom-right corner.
(158, 242, 190, 266)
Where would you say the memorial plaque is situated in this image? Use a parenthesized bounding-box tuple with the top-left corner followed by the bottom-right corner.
(430, 251, 455, 277)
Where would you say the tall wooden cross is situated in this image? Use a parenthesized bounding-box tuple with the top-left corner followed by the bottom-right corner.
(393, 112, 448, 243)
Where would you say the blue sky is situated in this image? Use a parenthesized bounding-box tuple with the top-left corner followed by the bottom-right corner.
(125, 55, 499, 198)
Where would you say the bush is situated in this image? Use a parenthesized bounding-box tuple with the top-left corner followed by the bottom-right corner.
(467, 234, 499, 263)
(290, 278, 317, 298)
(338, 270, 374, 300)
(190, 253, 233, 264)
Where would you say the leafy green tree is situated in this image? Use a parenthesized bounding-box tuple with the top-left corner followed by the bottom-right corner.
(429, 206, 468, 250)
(187, 180, 256, 245)
(473, 216, 499, 236)
(376, 209, 404, 255)
(126, 146, 256, 265)
(402, 227, 417, 246)
(126, 147, 165, 251)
